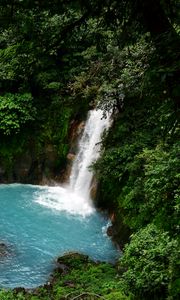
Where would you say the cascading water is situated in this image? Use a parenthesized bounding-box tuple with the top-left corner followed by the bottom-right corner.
(34, 109, 111, 216)
(69, 109, 111, 201)
(0, 109, 118, 289)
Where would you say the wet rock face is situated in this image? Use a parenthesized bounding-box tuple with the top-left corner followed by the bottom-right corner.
(0, 118, 87, 185)
(13, 153, 32, 181)
(0, 143, 60, 184)
(61, 120, 85, 183)
(0, 167, 6, 181)
(13, 144, 59, 184)
(0, 117, 87, 185)
(90, 177, 98, 202)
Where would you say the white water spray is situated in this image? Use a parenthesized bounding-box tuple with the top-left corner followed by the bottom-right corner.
(69, 110, 111, 200)
(35, 109, 111, 216)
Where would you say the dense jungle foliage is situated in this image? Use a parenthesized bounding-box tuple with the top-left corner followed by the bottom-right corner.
(0, 0, 179, 299)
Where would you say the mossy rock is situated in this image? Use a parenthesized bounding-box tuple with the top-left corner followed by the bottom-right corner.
(57, 252, 89, 270)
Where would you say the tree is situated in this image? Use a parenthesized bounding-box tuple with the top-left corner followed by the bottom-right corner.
(119, 224, 180, 299)
(0, 93, 36, 135)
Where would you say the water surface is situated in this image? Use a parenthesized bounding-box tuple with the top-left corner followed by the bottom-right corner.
(0, 184, 118, 288)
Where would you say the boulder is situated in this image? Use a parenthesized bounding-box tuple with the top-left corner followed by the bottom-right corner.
(0, 242, 10, 258)
(67, 153, 76, 161)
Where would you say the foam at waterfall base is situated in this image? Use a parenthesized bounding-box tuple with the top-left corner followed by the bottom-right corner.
(34, 186, 95, 217)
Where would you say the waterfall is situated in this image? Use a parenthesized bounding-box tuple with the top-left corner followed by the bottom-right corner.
(34, 109, 111, 216)
(69, 109, 111, 201)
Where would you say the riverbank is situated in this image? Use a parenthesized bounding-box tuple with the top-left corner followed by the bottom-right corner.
(0, 253, 129, 300)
